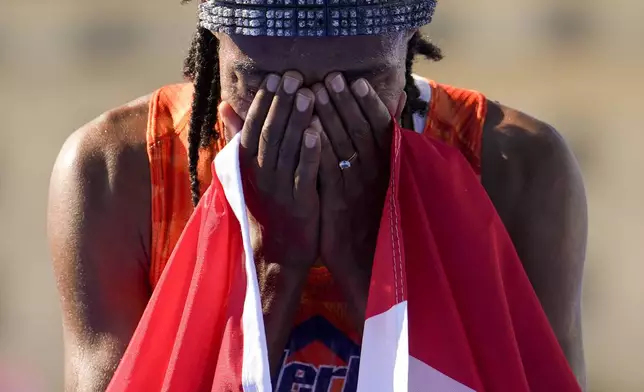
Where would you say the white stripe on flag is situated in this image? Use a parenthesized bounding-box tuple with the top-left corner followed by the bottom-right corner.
(357, 301, 409, 392)
(408, 356, 476, 392)
(215, 134, 272, 392)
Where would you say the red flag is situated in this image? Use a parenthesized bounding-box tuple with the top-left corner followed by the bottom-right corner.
(107, 123, 580, 392)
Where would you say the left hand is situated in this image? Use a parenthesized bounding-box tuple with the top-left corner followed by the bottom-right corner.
(312, 73, 405, 327)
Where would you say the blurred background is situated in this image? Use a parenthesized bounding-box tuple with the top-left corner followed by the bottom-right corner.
(1, 1, 642, 391)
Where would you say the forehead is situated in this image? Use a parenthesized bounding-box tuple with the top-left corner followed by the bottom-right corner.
(217, 33, 408, 81)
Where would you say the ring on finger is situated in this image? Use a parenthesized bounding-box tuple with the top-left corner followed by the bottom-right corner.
(339, 152, 358, 170)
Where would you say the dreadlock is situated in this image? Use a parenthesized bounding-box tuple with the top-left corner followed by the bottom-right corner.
(183, 24, 442, 205)
(183, 27, 221, 206)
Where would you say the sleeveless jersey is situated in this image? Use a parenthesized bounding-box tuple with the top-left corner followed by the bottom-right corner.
(146, 76, 487, 392)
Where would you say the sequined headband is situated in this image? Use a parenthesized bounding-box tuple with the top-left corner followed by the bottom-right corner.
(199, 0, 438, 37)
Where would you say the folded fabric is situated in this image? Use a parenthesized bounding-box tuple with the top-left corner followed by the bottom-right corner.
(107, 123, 581, 392)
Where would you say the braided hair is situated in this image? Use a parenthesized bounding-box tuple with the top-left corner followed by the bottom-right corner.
(182, 23, 442, 205)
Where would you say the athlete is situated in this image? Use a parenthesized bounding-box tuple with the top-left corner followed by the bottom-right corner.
(47, 0, 587, 391)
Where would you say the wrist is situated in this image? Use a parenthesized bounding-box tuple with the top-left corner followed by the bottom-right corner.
(259, 262, 310, 377)
(261, 262, 310, 285)
(323, 254, 371, 335)
(258, 263, 309, 308)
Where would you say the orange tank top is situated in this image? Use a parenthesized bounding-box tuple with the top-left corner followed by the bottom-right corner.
(146, 77, 486, 391)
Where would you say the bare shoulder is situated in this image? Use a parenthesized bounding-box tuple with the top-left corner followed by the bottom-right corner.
(55, 94, 152, 174)
(49, 94, 152, 253)
(480, 100, 584, 223)
(485, 100, 577, 164)
(47, 95, 155, 390)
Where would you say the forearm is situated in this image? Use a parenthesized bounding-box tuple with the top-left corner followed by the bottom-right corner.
(327, 262, 371, 336)
(258, 263, 309, 380)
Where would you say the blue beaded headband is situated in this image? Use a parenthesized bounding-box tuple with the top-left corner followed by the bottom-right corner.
(199, 0, 438, 37)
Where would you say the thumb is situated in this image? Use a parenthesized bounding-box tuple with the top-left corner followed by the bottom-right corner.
(218, 102, 244, 141)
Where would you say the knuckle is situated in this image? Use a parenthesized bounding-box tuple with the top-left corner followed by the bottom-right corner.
(271, 93, 289, 107)
(295, 169, 315, 187)
(296, 164, 315, 181)
(287, 114, 311, 133)
(299, 150, 321, 166)
(326, 129, 351, 150)
(279, 135, 302, 163)
(268, 99, 292, 123)
(254, 88, 272, 103)
(260, 125, 282, 146)
(352, 120, 371, 136)
(241, 112, 260, 134)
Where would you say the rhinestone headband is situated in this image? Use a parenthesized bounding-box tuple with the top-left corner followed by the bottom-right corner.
(199, 0, 438, 37)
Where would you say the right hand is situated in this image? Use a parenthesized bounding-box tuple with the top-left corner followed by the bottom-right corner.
(219, 71, 321, 274)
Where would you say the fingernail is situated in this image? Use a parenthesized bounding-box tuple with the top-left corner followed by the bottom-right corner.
(283, 76, 300, 94)
(305, 131, 318, 148)
(266, 74, 280, 93)
(352, 79, 369, 97)
(310, 116, 322, 131)
(330, 74, 345, 93)
(316, 88, 329, 105)
(296, 93, 311, 112)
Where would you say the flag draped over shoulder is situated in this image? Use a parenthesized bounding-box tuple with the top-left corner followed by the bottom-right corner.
(107, 123, 581, 392)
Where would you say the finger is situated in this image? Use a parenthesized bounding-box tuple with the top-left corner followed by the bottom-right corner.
(218, 102, 244, 142)
(318, 130, 343, 199)
(350, 78, 393, 152)
(293, 128, 321, 203)
(277, 88, 315, 175)
(324, 73, 376, 162)
(258, 71, 303, 169)
(240, 73, 280, 158)
(312, 84, 355, 161)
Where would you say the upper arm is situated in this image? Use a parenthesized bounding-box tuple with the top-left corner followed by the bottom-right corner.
(48, 106, 151, 391)
(492, 110, 588, 388)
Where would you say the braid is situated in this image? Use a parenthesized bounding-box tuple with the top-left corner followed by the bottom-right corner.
(185, 27, 221, 206)
(201, 40, 221, 149)
(402, 32, 443, 120)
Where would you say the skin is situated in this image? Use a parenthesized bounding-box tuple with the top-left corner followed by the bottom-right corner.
(48, 31, 587, 391)
(230, 71, 323, 377)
